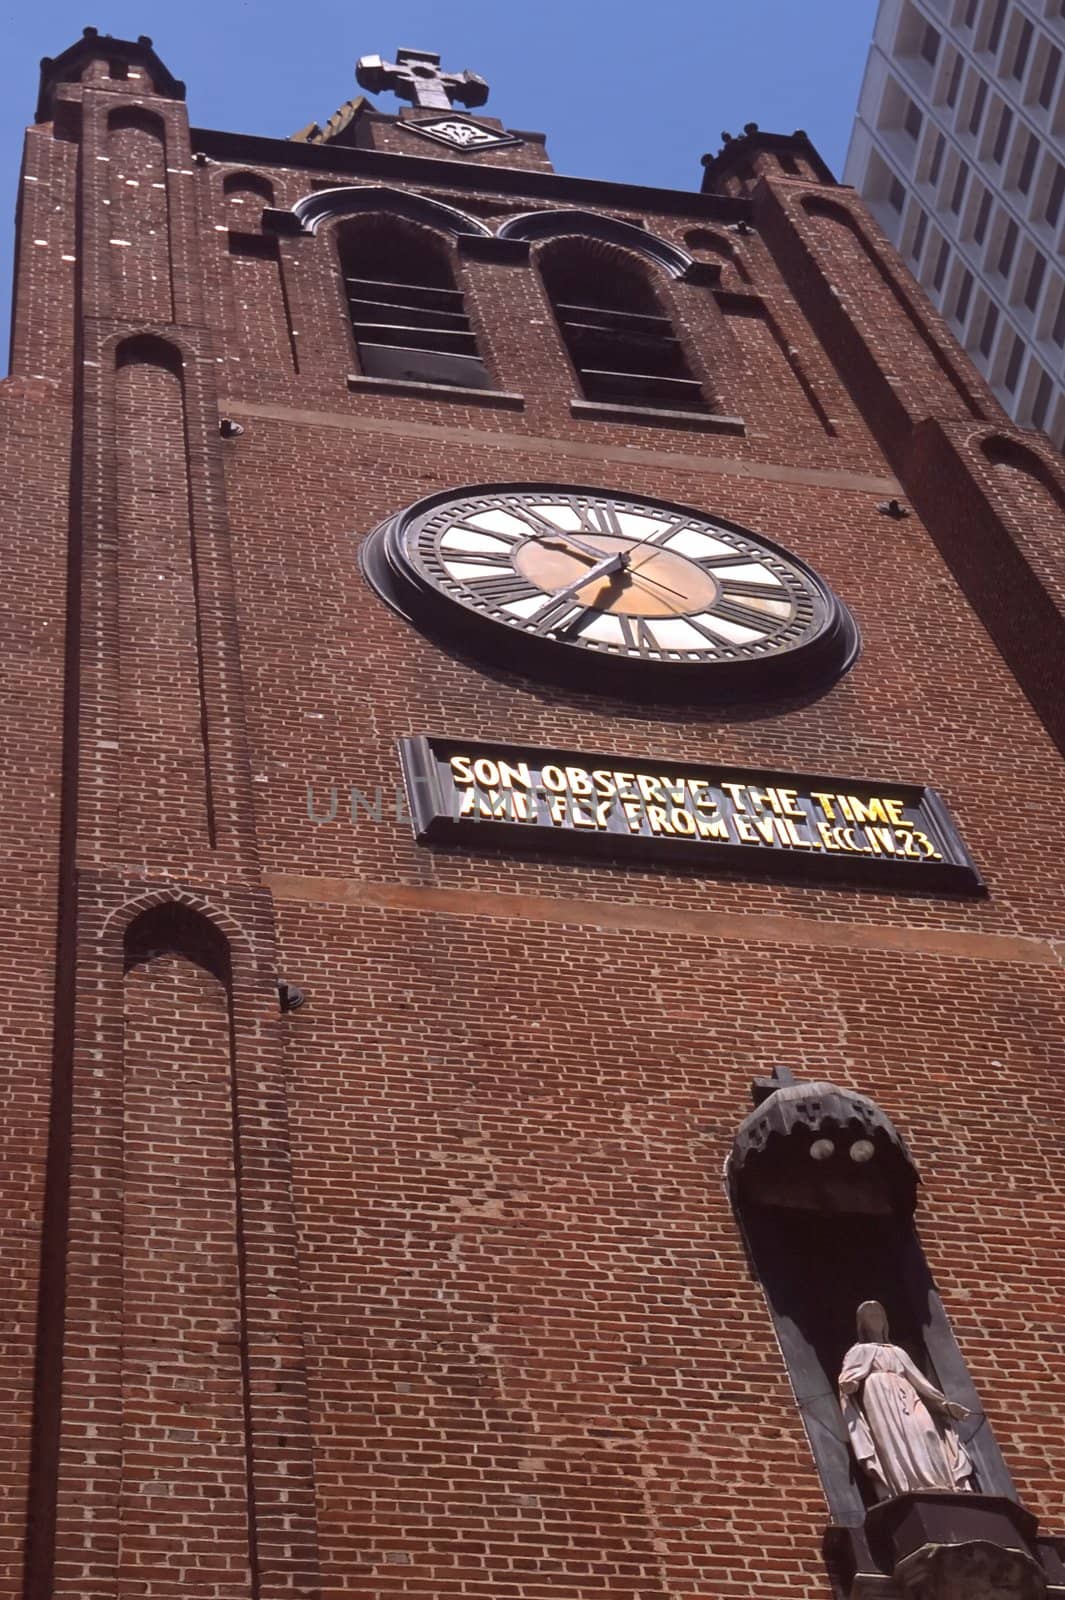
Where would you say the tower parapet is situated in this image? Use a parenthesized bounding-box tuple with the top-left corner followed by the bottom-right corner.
(36, 26, 185, 121)
(701, 122, 837, 196)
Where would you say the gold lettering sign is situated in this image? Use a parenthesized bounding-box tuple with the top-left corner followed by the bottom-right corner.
(399, 738, 983, 894)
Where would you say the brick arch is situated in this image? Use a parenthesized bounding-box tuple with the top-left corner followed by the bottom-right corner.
(108, 333, 223, 849)
(981, 434, 1065, 514)
(499, 207, 694, 280)
(534, 232, 673, 314)
(114, 898, 256, 1592)
(800, 193, 853, 228)
(333, 208, 457, 275)
(106, 103, 166, 137)
(113, 330, 184, 375)
(107, 106, 171, 322)
(533, 233, 718, 413)
(223, 169, 275, 204)
(123, 902, 231, 984)
(291, 183, 491, 238)
(978, 432, 1065, 618)
(336, 208, 497, 390)
(682, 225, 752, 284)
(102, 888, 252, 965)
(799, 193, 986, 423)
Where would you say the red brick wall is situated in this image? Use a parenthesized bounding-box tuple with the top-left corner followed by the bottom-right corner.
(275, 902, 1065, 1600)
(116, 350, 213, 856)
(4, 40, 1065, 1600)
(118, 951, 251, 1600)
(0, 373, 69, 1600)
(108, 112, 173, 323)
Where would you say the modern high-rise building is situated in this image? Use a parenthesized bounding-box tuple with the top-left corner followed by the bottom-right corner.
(845, 0, 1065, 448)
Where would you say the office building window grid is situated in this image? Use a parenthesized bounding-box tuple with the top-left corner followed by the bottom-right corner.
(845, 0, 1065, 448)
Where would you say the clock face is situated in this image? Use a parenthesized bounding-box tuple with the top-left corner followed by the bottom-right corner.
(361, 485, 859, 698)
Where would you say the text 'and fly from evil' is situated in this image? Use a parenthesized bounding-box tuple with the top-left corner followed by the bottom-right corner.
(445, 754, 944, 861)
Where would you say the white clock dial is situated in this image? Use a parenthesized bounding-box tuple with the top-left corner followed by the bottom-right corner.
(419, 493, 808, 660)
(361, 485, 859, 697)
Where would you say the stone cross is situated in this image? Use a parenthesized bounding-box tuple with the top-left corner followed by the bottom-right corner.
(751, 1065, 799, 1105)
(356, 48, 490, 112)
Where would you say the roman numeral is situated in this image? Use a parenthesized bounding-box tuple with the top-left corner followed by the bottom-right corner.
(719, 578, 791, 604)
(502, 501, 620, 545)
(643, 517, 697, 547)
(529, 596, 587, 635)
(498, 503, 575, 542)
(618, 616, 661, 655)
(451, 521, 522, 545)
(710, 597, 772, 632)
(680, 616, 727, 650)
(465, 573, 542, 607)
(444, 552, 515, 570)
(583, 501, 624, 538)
(636, 619, 661, 654)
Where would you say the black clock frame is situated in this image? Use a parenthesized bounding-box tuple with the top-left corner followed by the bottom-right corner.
(359, 482, 860, 700)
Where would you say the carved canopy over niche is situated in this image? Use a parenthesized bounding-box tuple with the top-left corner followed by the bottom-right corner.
(731, 1075, 919, 1216)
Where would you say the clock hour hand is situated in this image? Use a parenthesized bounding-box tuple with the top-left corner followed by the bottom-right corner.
(540, 532, 688, 605)
(532, 526, 627, 567)
(554, 530, 617, 563)
(530, 551, 627, 633)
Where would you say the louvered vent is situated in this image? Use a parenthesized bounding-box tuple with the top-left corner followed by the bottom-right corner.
(543, 242, 708, 413)
(342, 219, 492, 391)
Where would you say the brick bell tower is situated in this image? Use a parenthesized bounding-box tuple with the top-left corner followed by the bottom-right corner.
(4, 24, 1065, 1600)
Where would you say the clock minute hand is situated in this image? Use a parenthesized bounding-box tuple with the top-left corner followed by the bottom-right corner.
(530, 551, 627, 634)
(623, 568, 688, 605)
(623, 548, 689, 602)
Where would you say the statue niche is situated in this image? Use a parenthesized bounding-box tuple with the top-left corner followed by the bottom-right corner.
(728, 1069, 1060, 1600)
(840, 1299, 972, 1500)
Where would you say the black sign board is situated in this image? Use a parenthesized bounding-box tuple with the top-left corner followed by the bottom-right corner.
(398, 737, 984, 894)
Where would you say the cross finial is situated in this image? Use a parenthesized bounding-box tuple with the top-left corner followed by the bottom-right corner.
(750, 1065, 800, 1106)
(356, 47, 490, 112)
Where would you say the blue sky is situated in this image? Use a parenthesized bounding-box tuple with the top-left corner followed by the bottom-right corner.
(0, 0, 879, 362)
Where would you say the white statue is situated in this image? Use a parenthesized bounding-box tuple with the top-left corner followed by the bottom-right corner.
(838, 1300, 974, 1499)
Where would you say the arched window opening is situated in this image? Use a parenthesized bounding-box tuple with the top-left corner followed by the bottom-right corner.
(338, 215, 491, 391)
(539, 239, 708, 413)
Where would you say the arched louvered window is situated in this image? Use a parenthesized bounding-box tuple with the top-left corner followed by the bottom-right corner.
(338, 216, 491, 391)
(539, 238, 708, 413)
